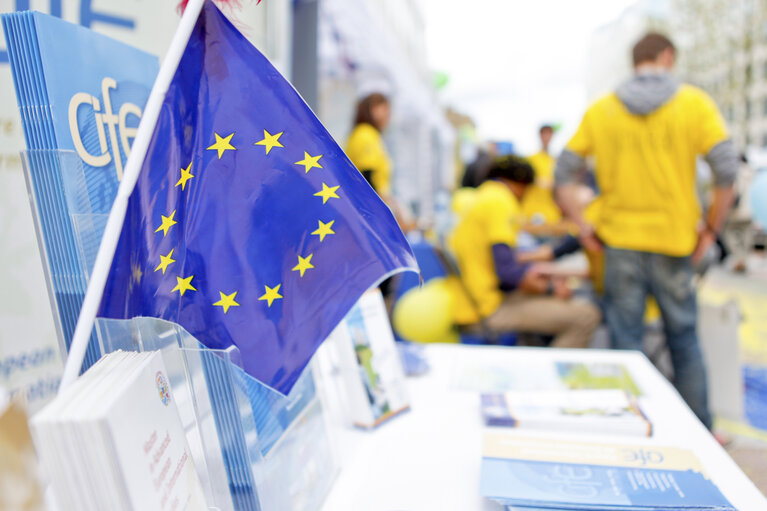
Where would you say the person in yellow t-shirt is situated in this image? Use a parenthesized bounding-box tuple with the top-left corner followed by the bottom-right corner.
(555, 33, 738, 429)
(450, 156, 600, 348)
(346, 93, 392, 196)
(345, 93, 414, 231)
(522, 125, 563, 226)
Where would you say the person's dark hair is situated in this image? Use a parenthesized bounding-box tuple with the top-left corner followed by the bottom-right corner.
(632, 32, 675, 66)
(354, 93, 389, 130)
(485, 156, 535, 185)
(539, 124, 553, 135)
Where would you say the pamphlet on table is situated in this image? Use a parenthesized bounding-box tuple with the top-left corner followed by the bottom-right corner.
(557, 362, 642, 396)
(481, 432, 734, 510)
(323, 289, 410, 428)
(481, 389, 651, 437)
(454, 356, 642, 397)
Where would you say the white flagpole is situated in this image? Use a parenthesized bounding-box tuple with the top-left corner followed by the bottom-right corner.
(59, 0, 207, 389)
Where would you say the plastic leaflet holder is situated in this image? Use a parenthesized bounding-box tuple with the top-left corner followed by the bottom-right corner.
(21, 150, 338, 511)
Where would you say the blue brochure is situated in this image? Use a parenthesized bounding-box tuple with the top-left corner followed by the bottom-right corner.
(482, 433, 734, 510)
(2, 11, 158, 368)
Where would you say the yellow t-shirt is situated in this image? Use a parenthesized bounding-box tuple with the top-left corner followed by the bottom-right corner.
(565, 84, 728, 256)
(345, 123, 392, 196)
(522, 150, 562, 224)
(449, 180, 524, 323)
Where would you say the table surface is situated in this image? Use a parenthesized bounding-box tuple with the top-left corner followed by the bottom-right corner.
(319, 344, 767, 511)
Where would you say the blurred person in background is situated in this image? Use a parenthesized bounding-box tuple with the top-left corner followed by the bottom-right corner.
(522, 125, 563, 229)
(346, 93, 415, 232)
(555, 32, 738, 429)
(461, 141, 497, 188)
(450, 156, 600, 348)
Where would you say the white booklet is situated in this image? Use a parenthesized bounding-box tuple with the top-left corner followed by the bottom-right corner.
(31, 350, 207, 510)
(481, 389, 652, 437)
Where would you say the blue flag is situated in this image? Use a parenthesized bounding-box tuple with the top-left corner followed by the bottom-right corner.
(98, 1, 417, 394)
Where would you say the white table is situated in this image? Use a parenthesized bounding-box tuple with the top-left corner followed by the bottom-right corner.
(320, 344, 767, 511)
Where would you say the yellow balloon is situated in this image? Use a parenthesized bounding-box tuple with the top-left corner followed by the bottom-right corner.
(392, 278, 460, 343)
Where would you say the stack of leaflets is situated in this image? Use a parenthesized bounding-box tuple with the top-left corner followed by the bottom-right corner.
(323, 290, 410, 429)
(1, 11, 158, 370)
(481, 389, 652, 437)
(481, 432, 735, 510)
(31, 350, 207, 510)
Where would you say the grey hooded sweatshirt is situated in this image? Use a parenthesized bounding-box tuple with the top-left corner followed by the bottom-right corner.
(555, 72, 739, 187)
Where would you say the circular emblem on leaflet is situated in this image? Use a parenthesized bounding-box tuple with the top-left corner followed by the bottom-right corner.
(156, 371, 171, 406)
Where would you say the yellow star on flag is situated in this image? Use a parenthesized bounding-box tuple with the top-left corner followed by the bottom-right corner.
(206, 132, 236, 159)
(311, 220, 335, 242)
(154, 210, 178, 237)
(175, 161, 194, 190)
(131, 263, 143, 284)
(254, 129, 284, 155)
(258, 284, 283, 307)
(291, 254, 315, 277)
(154, 248, 176, 274)
(172, 275, 197, 297)
(314, 183, 340, 204)
(129, 262, 143, 292)
(294, 151, 323, 173)
(213, 291, 240, 314)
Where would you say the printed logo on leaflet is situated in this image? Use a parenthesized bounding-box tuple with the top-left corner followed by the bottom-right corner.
(68, 77, 143, 180)
(156, 371, 171, 406)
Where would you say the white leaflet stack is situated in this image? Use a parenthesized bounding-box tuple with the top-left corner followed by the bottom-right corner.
(31, 350, 207, 510)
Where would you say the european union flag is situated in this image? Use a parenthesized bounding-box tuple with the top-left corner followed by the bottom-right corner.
(98, 2, 417, 394)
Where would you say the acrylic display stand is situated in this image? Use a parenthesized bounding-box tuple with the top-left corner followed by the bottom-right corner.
(21, 149, 104, 371)
(21, 149, 338, 511)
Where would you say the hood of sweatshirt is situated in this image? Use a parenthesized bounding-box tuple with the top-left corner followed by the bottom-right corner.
(615, 72, 679, 115)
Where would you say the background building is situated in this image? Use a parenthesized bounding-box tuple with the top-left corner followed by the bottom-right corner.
(672, 0, 767, 151)
(318, 0, 454, 225)
(587, 0, 767, 153)
(586, 0, 671, 101)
